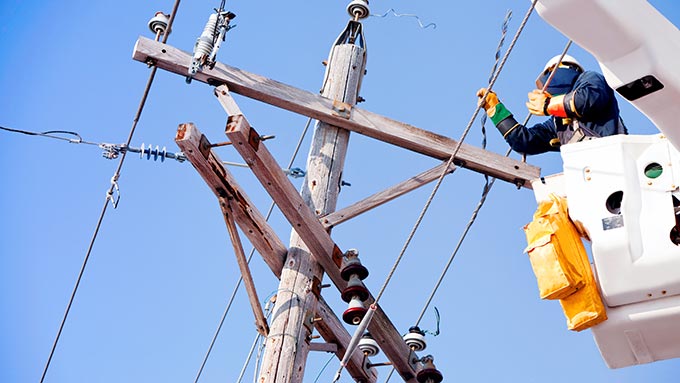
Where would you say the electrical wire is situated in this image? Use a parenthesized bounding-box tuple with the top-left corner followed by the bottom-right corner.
(333, 2, 540, 382)
(383, 36, 575, 383)
(233, 296, 275, 383)
(370, 8, 437, 29)
(193, 117, 312, 383)
(0, 125, 99, 146)
(38, 2, 182, 382)
(312, 353, 337, 383)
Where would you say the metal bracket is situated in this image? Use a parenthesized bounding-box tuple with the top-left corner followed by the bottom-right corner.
(333, 245, 344, 268)
(311, 276, 323, 298)
(199, 134, 212, 160)
(332, 99, 352, 119)
(247, 125, 260, 151)
(303, 310, 316, 333)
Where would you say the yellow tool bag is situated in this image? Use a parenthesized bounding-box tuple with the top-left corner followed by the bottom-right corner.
(524, 196, 585, 300)
(524, 194, 607, 331)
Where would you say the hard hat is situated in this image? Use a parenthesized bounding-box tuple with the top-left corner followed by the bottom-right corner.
(542, 54, 583, 73)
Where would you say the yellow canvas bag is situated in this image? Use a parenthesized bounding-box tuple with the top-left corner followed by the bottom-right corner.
(524, 194, 607, 331)
(523, 197, 584, 300)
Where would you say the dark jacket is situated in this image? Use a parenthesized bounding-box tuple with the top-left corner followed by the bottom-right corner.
(494, 71, 626, 155)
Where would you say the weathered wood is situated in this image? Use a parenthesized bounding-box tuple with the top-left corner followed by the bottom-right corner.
(134, 36, 540, 188)
(321, 161, 457, 229)
(175, 123, 373, 382)
(175, 123, 287, 275)
(256, 39, 367, 383)
(309, 342, 339, 353)
(221, 202, 269, 336)
(226, 114, 418, 382)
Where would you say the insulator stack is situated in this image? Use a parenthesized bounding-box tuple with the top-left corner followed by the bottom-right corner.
(358, 332, 380, 357)
(187, 10, 236, 82)
(416, 355, 443, 383)
(403, 325, 427, 351)
(340, 249, 370, 325)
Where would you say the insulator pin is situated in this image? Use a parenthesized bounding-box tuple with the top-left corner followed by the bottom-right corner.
(347, 0, 370, 20)
(403, 326, 427, 351)
(148, 11, 170, 35)
(341, 275, 369, 302)
(343, 297, 368, 325)
(416, 355, 443, 383)
(340, 249, 369, 281)
(358, 332, 380, 356)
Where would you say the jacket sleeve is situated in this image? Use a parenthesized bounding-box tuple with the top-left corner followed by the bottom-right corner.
(562, 71, 612, 120)
(492, 104, 560, 155)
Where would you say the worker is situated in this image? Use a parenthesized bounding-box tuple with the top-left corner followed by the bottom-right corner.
(477, 54, 627, 155)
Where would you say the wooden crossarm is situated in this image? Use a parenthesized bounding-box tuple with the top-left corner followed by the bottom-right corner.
(134, 36, 540, 188)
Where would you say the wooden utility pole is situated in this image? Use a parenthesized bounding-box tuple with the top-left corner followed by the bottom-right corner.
(137, 4, 541, 381)
(258, 20, 367, 383)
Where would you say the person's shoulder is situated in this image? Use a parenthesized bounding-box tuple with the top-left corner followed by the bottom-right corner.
(578, 70, 606, 81)
(576, 70, 608, 86)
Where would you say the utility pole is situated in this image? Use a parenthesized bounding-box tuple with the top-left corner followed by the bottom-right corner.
(136, 1, 540, 380)
(258, 6, 368, 383)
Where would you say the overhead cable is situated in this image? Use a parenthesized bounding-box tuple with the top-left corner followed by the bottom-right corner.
(333, 2, 541, 382)
(370, 8, 436, 29)
(38, 2, 182, 382)
(384, 36, 576, 383)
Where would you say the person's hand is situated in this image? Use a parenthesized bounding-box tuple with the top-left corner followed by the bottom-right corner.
(526, 89, 551, 116)
(477, 88, 499, 115)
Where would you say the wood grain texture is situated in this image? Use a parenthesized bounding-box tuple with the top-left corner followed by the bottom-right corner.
(175, 123, 374, 382)
(226, 115, 417, 382)
(134, 36, 540, 188)
(321, 161, 457, 228)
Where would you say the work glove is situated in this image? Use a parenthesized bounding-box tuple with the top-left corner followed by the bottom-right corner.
(526, 89, 551, 116)
(477, 88, 500, 116)
(477, 87, 513, 128)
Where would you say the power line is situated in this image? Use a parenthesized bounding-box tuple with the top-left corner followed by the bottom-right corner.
(333, 2, 540, 382)
(1, 124, 187, 163)
(38, 2, 182, 382)
(0, 125, 99, 146)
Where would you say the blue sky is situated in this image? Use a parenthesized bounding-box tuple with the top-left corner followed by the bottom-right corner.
(2, 1, 679, 382)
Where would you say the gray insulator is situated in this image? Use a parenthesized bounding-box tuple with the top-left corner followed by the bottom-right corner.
(347, 0, 370, 20)
(358, 333, 380, 357)
(148, 12, 170, 34)
(403, 330, 427, 351)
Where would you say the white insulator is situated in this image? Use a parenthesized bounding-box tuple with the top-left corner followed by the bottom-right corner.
(148, 12, 170, 34)
(403, 330, 427, 351)
(189, 13, 219, 76)
(358, 333, 380, 357)
(347, 0, 370, 20)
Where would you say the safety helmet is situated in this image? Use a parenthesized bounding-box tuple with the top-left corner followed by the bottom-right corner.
(536, 54, 584, 94)
(542, 54, 583, 73)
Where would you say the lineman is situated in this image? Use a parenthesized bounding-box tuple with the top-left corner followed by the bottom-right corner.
(477, 54, 627, 155)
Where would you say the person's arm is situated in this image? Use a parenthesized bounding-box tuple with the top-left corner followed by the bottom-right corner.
(528, 72, 611, 119)
(478, 88, 559, 155)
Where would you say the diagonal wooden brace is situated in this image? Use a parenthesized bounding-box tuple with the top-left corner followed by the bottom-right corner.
(225, 114, 418, 382)
(321, 161, 457, 229)
(221, 199, 269, 336)
(175, 123, 376, 382)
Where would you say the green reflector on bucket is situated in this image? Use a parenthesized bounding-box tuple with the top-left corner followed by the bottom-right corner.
(644, 163, 663, 179)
